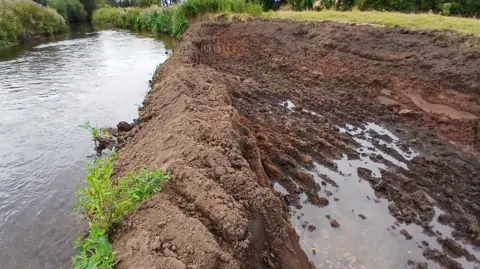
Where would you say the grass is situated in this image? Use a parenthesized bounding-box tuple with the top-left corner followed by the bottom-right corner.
(263, 10, 480, 36)
(92, 0, 263, 38)
(72, 153, 169, 269)
(0, 0, 67, 47)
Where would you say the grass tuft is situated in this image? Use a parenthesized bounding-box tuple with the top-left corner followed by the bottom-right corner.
(72, 153, 169, 269)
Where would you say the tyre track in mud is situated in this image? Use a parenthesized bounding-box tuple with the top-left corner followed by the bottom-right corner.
(112, 20, 480, 269)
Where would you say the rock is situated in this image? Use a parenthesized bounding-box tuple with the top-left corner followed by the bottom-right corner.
(312, 248, 317, 255)
(334, 197, 340, 202)
(117, 121, 133, 132)
(308, 225, 316, 232)
(358, 214, 367, 220)
(330, 219, 340, 228)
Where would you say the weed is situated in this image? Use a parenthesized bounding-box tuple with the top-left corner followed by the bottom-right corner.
(79, 121, 112, 141)
(72, 223, 118, 269)
(72, 153, 169, 269)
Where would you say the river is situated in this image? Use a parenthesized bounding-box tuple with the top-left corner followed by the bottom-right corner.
(0, 28, 173, 269)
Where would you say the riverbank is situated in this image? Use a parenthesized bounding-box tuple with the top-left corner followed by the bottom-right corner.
(92, 0, 263, 38)
(105, 19, 480, 268)
(0, 0, 67, 48)
(92, 4, 480, 38)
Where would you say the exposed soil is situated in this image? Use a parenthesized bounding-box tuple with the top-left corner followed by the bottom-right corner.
(111, 19, 480, 269)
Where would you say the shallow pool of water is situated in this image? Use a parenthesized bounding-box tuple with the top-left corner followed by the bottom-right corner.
(0, 29, 172, 269)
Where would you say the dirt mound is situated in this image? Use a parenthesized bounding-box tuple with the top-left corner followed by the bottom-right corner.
(112, 20, 480, 269)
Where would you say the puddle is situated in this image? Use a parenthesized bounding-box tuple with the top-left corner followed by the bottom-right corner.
(280, 99, 321, 117)
(273, 182, 289, 195)
(282, 120, 479, 268)
(408, 93, 478, 120)
(338, 122, 419, 170)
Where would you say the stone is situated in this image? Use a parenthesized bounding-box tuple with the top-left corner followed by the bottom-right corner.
(117, 121, 133, 132)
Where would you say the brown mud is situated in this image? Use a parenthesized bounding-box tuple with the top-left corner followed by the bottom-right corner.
(111, 20, 480, 269)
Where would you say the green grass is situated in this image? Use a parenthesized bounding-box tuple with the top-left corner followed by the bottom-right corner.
(72, 154, 169, 269)
(0, 0, 67, 47)
(92, 0, 263, 38)
(263, 10, 480, 36)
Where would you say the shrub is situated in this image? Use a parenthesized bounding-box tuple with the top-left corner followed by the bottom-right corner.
(0, 0, 67, 47)
(92, 0, 263, 38)
(47, 0, 87, 22)
(288, 0, 314, 10)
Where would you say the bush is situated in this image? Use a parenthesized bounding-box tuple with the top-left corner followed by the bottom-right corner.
(0, 0, 67, 47)
(47, 0, 87, 23)
(92, 0, 263, 38)
(288, 0, 314, 10)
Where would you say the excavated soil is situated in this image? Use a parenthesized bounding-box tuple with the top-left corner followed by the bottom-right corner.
(111, 20, 480, 269)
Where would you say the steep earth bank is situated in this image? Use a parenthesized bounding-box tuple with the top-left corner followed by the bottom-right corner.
(111, 19, 480, 269)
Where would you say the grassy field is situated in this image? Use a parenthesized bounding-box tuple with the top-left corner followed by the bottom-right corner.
(264, 10, 480, 36)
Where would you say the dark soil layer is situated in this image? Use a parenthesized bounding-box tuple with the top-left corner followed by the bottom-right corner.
(111, 20, 480, 269)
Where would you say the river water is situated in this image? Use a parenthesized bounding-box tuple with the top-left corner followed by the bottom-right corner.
(0, 29, 173, 269)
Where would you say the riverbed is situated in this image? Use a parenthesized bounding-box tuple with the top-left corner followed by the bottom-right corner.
(0, 29, 172, 269)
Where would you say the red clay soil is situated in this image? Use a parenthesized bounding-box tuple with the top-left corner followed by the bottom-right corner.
(112, 20, 480, 269)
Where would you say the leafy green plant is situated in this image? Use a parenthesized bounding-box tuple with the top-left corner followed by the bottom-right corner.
(72, 154, 169, 268)
(72, 224, 118, 269)
(79, 121, 112, 141)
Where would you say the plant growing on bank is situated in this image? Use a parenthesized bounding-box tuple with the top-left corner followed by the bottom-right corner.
(47, 0, 88, 23)
(92, 0, 263, 38)
(72, 154, 169, 268)
(73, 224, 117, 269)
(79, 121, 112, 141)
(0, 0, 67, 47)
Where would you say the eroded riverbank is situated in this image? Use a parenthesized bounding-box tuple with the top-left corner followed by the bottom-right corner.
(110, 20, 480, 269)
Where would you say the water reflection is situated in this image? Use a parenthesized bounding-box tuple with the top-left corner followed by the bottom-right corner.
(0, 30, 171, 269)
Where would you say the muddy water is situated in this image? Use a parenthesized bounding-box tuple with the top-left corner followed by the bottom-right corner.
(0, 30, 172, 269)
(276, 100, 480, 269)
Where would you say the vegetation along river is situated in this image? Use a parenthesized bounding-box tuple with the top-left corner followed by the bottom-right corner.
(0, 29, 173, 269)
